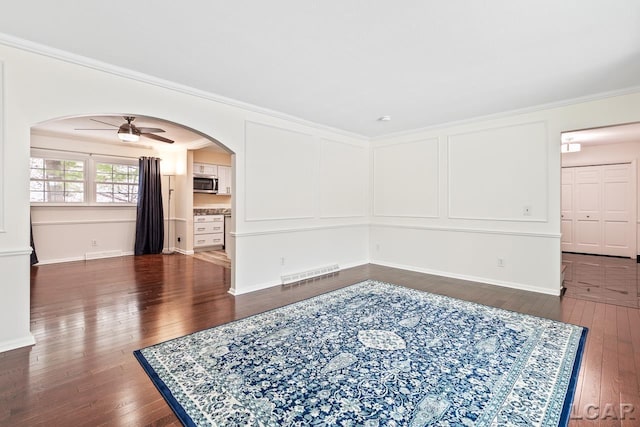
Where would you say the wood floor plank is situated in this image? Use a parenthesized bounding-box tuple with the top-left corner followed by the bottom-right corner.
(0, 255, 633, 425)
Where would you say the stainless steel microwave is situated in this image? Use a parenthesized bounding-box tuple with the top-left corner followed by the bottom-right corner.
(193, 175, 218, 194)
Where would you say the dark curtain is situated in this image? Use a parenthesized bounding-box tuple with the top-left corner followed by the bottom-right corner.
(134, 157, 164, 255)
(30, 216, 38, 265)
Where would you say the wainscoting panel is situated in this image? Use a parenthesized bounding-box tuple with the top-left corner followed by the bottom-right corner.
(319, 139, 368, 218)
(232, 224, 369, 294)
(31, 218, 137, 264)
(373, 138, 439, 218)
(245, 121, 316, 221)
(448, 121, 548, 221)
(0, 249, 35, 352)
(370, 224, 561, 295)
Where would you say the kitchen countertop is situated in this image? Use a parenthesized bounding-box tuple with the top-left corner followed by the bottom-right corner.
(194, 208, 231, 217)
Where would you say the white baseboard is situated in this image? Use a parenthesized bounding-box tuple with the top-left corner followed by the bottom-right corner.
(0, 333, 36, 353)
(36, 250, 135, 265)
(371, 260, 561, 296)
(173, 247, 194, 255)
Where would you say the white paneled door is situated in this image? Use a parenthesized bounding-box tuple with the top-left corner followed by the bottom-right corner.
(561, 163, 636, 257)
(575, 166, 602, 254)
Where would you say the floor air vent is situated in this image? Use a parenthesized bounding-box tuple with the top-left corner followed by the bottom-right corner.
(281, 264, 340, 285)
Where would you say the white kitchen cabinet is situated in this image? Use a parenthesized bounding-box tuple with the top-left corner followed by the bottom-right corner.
(193, 162, 218, 176)
(193, 214, 224, 248)
(217, 165, 232, 195)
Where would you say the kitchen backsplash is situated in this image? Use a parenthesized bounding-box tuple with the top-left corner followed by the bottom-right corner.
(194, 207, 231, 216)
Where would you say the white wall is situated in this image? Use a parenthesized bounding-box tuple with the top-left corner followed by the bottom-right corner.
(562, 140, 640, 255)
(0, 41, 370, 352)
(235, 121, 370, 294)
(371, 94, 640, 296)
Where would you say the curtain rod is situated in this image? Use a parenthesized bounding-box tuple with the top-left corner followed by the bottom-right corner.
(30, 146, 160, 161)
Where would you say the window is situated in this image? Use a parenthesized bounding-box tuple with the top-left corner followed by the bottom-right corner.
(30, 157, 85, 203)
(30, 152, 140, 205)
(95, 162, 139, 204)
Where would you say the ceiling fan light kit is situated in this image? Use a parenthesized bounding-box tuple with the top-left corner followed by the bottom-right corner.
(76, 116, 175, 144)
(118, 121, 141, 142)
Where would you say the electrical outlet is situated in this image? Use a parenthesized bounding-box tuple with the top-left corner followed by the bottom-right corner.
(177, 237, 181, 242)
(375, 244, 380, 252)
(91, 240, 97, 247)
(497, 258, 505, 267)
(280, 257, 285, 266)
(523, 205, 532, 216)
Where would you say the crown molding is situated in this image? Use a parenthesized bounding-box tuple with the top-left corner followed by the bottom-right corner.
(0, 32, 367, 141)
(371, 85, 640, 142)
(2, 32, 639, 144)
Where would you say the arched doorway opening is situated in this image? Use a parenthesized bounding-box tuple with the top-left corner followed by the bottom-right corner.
(29, 113, 234, 281)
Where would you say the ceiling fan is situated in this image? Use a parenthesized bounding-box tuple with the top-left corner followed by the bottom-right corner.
(75, 116, 174, 144)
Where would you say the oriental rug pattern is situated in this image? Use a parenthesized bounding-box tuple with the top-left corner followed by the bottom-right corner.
(134, 280, 586, 426)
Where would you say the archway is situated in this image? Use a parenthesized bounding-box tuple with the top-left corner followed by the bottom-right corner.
(29, 113, 235, 276)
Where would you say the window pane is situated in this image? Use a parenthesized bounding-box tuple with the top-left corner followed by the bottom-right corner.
(93, 162, 137, 204)
(45, 181, 64, 192)
(96, 183, 113, 193)
(30, 168, 44, 179)
(65, 192, 84, 203)
(30, 192, 44, 202)
(96, 193, 113, 203)
(113, 173, 128, 183)
(115, 184, 130, 194)
(31, 156, 85, 204)
(30, 180, 44, 191)
(46, 169, 64, 179)
(64, 170, 84, 181)
(65, 182, 84, 192)
(114, 164, 129, 174)
(45, 159, 64, 170)
(64, 160, 84, 171)
(96, 173, 113, 183)
(129, 193, 138, 204)
(46, 192, 65, 202)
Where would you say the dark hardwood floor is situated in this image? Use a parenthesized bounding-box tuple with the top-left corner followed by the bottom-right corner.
(0, 255, 638, 426)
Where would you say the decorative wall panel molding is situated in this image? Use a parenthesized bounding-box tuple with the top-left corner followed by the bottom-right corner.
(373, 138, 439, 218)
(245, 121, 316, 221)
(448, 121, 548, 222)
(319, 139, 368, 218)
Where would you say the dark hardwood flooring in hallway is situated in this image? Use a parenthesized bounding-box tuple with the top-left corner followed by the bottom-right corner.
(0, 255, 638, 426)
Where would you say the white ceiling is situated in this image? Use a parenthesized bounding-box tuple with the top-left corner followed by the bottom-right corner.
(1, 1, 640, 137)
(31, 115, 228, 151)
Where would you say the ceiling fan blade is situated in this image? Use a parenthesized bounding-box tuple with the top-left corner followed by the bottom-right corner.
(90, 118, 120, 128)
(74, 128, 115, 131)
(136, 127, 166, 133)
(142, 133, 174, 144)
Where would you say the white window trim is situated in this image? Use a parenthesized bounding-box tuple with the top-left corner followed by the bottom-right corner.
(30, 150, 140, 207)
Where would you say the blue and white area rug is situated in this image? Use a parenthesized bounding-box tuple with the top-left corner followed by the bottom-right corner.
(134, 280, 587, 426)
